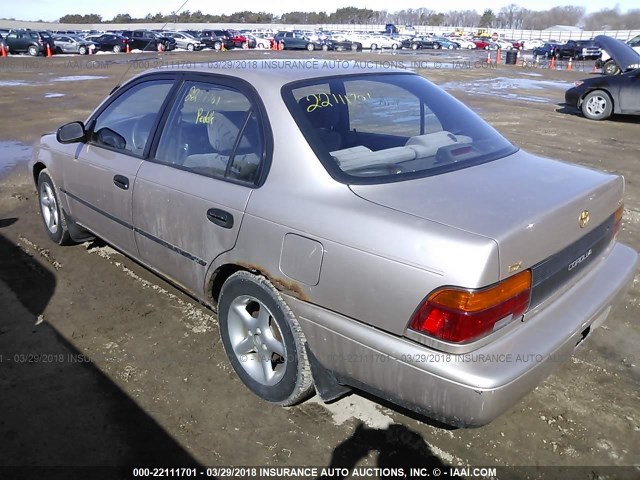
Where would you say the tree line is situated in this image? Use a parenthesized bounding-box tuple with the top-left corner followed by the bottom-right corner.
(57, 5, 640, 30)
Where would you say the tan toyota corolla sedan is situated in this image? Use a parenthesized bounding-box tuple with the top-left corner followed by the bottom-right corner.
(29, 60, 638, 427)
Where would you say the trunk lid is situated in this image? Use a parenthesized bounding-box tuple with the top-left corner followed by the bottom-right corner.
(350, 150, 623, 283)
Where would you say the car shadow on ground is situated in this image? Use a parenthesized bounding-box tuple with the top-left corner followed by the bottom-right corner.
(0, 224, 202, 476)
(317, 422, 449, 479)
(555, 103, 640, 123)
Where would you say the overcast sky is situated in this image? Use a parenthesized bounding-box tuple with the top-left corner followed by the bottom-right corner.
(4, 0, 636, 22)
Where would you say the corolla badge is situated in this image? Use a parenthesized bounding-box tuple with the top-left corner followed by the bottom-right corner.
(578, 210, 590, 228)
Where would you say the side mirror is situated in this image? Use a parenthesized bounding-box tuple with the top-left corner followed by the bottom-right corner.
(56, 121, 86, 144)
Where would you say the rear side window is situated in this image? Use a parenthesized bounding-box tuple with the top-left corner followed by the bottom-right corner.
(155, 81, 264, 184)
(90, 80, 173, 156)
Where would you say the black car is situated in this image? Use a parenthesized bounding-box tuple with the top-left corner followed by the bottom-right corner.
(204, 30, 236, 49)
(555, 40, 600, 60)
(86, 34, 130, 53)
(532, 43, 559, 58)
(120, 30, 160, 51)
(565, 36, 640, 120)
(5, 30, 55, 56)
(401, 36, 441, 50)
(199, 30, 226, 50)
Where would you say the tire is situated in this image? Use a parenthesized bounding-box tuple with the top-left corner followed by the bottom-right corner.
(37, 169, 73, 245)
(447, 45, 454, 49)
(370, 43, 377, 50)
(113, 44, 122, 53)
(581, 90, 613, 121)
(214, 41, 222, 51)
(78, 46, 87, 55)
(411, 43, 418, 50)
(187, 43, 194, 51)
(391, 43, 398, 50)
(321, 44, 329, 51)
(603, 60, 620, 76)
(218, 271, 314, 406)
(306, 43, 315, 51)
(28, 45, 39, 56)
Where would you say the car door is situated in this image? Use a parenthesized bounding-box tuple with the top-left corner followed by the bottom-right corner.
(132, 77, 269, 295)
(618, 71, 640, 114)
(62, 77, 176, 258)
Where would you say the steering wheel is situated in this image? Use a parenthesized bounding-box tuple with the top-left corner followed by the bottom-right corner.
(131, 114, 155, 152)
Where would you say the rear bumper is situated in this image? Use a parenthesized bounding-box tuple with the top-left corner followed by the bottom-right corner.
(288, 242, 637, 427)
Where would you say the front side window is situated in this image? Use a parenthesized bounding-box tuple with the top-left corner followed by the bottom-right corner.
(155, 81, 264, 184)
(284, 73, 517, 184)
(90, 80, 173, 155)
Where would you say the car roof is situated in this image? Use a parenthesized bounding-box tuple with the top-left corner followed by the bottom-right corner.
(147, 59, 409, 85)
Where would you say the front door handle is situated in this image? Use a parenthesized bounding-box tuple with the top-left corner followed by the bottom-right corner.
(206, 208, 234, 229)
(113, 175, 129, 190)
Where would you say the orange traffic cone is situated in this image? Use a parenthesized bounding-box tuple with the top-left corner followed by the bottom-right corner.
(126, 43, 130, 54)
(0, 45, 6, 57)
(486, 51, 491, 64)
(496, 48, 501, 64)
(549, 56, 556, 70)
(46, 43, 52, 57)
(567, 57, 573, 71)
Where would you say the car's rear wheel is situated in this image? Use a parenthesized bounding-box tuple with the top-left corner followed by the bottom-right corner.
(37, 169, 72, 245)
(218, 271, 314, 406)
(581, 90, 613, 121)
(370, 43, 378, 50)
(28, 45, 39, 56)
(306, 43, 315, 51)
(603, 60, 620, 75)
(391, 43, 398, 50)
(113, 44, 122, 53)
(411, 43, 418, 50)
(78, 46, 87, 55)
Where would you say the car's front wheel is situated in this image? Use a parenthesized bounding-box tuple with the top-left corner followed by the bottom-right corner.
(78, 46, 87, 55)
(391, 43, 398, 50)
(581, 90, 613, 121)
(213, 41, 222, 51)
(37, 169, 72, 245)
(306, 43, 315, 51)
(370, 43, 378, 50)
(411, 43, 418, 50)
(28, 45, 39, 56)
(187, 43, 194, 51)
(218, 271, 314, 406)
(113, 44, 122, 53)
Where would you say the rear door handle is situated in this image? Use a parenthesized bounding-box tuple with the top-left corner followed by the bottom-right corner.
(206, 208, 234, 229)
(113, 175, 129, 190)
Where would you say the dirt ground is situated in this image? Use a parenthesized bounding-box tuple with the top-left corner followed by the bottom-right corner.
(0, 48, 639, 478)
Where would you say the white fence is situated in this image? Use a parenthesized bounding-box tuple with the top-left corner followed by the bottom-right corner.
(0, 19, 638, 42)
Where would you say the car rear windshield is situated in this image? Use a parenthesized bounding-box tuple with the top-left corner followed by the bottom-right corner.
(283, 73, 517, 184)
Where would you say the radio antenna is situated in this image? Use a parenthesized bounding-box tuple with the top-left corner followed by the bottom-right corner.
(111, 0, 190, 94)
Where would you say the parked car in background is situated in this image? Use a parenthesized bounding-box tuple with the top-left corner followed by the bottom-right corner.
(472, 38, 491, 49)
(122, 30, 157, 51)
(487, 39, 513, 50)
(205, 29, 235, 49)
(597, 34, 640, 75)
(5, 30, 55, 56)
(451, 38, 476, 49)
(533, 43, 559, 58)
(402, 36, 441, 50)
(30, 60, 637, 428)
(164, 31, 205, 51)
(248, 34, 270, 49)
(229, 30, 254, 49)
(433, 37, 461, 49)
(566, 36, 640, 120)
(85, 34, 130, 53)
(555, 40, 601, 60)
(274, 31, 327, 51)
(52, 35, 96, 55)
(198, 30, 225, 50)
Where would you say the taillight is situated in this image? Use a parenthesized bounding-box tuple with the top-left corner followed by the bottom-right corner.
(409, 270, 532, 343)
(613, 204, 624, 238)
